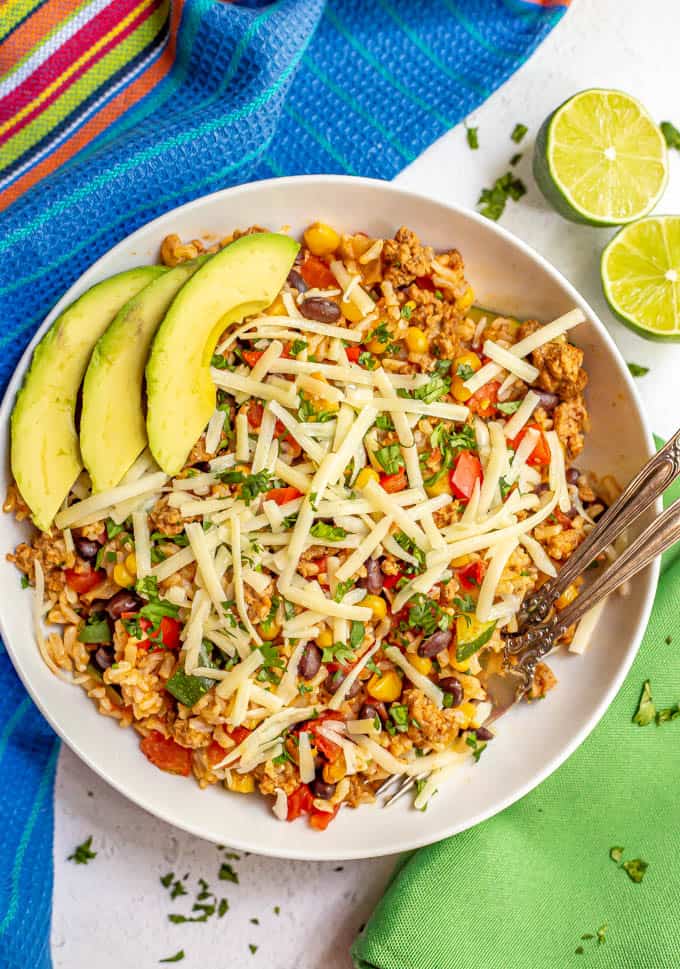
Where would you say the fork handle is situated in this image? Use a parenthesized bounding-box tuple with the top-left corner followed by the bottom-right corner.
(507, 496, 680, 664)
(518, 427, 680, 627)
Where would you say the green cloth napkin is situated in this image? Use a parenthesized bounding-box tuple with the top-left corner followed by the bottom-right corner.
(353, 445, 680, 969)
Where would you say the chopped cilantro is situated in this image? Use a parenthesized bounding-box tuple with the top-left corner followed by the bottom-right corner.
(298, 390, 337, 423)
(105, 518, 125, 539)
(389, 704, 409, 733)
(136, 574, 159, 599)
(211, 352, 229, 369)
(511, 122, 528, 143)
(610, 846, 624, 865)
(274, 905, 281, 915)
(350, 621, 365, 649)
(627, 362, 649, 377)
(405, 593, 449, 636)
(160, 872, 174, 888)
(290, 339, 308, 356)
(633, 679, 655, 726)
(655, 704, 680, 724)
(456, 362, 475, 380)
(497, 400, 522, 414)
(159, 951, 185, 963)
(374, 444, 405, 475)
(77, 612, 112, 645)
(661, 120, 680, 150)
(478, 171, 527, 221)
(310, 521, 347, 542)
(334, 578, 355, 602)
(393, 531, 426, 572)
(510, 152, 522, 166)
(218, 862, 239, 883)
(68, 836, 96, 864)
(401, 304, 412, 320)
(375, 413, 395, 431)
(412, 372, 450, 404)
(596, 924, 607, 945)
(239, 470, 273, 504)
(465, 123, 479, 150)
(366, 659, 382, 676)
(20, 575, 29, 589)
(369, 322, 392, 347)
(249, 945, 258, 955)
(465, 734, 486, 762)
(321, 642, 355, 665)
(623, 858, 649, 883)
(499, 476, 512, 499)
(250, 917, 260, 925)
(430, 423, 476, 467)
(218, 898, 229, 917)
(358, 351, 378, 370)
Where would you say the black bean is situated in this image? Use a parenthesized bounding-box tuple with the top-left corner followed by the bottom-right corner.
(287, 268, 307, 293)
(93, 646, 115, 672)
(475, 726, 494, 741)
(365, 558, 384, 595)
(193, 461, 211, 473)
(438, 676, 463, 707)
(105, 590, 143, 620)
(326, 668, 361, 698)
(533, 390, 560, 412)
(300, 297, 341, 323)
(361, 702, 387, 723)
(74, 537, 100, 563)
(311, 777, 336, 800)
(418, 629, 453, 658)
(298, 643, 322, 680)
(566, 467, 580, 485)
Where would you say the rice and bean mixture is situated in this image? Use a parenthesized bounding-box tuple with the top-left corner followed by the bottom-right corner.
(5, 223, 612, 829)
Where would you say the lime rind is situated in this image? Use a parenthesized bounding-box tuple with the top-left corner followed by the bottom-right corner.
(601, 216, 680, 342)
(534, 89, 668, 227)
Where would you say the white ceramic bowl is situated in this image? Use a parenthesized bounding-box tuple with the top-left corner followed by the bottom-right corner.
(0, 176, 658, 860)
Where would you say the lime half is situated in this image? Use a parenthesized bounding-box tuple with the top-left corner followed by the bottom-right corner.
(602, 216, 680, 341)
(534, 89, 668, 226)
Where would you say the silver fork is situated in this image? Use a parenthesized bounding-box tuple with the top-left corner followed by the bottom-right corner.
(379, 430, 680, 808)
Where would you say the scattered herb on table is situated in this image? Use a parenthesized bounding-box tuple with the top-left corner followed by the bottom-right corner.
(627, 362, 649, 377)
(511, 123, 528, 143)
(465, 123, 479, 149)
(510, 152, 522, 166)
(478, 171, 527, 221)
(623, 858, 649, 883)
(665, 635, 672, 645)
(596, 924, 608, 945)
(249, 944, 258, 955)
(159, 951, 185, 964)
(632, 679, 655, 726)
(274, 905, 281, 915)
(660, 120, 680, 150)
(67, 836, 96, 864)
(219, 862, 239, 883)
(609, 846, 624, 865)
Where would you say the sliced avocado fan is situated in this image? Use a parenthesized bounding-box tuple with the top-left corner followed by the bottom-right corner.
(146, 232, 299, 475)
(80, 257, 207, 493)
(11, 266, 166, 531)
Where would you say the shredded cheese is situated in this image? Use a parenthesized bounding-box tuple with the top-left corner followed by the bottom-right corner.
(132, 511, 151, 579)
(503, 390, 540, 440)
(333, 517, 393, 583)
(520, 533, 557, 577)
(475, 536, 519, 621)
(298, 731, 315, 783)
(228, 514, 262, 645)
(55, 471, 168, 528)
(385, 646, 444, 708)
(249, 339, 283, 382)
(483, 339, 539, 383)
(211, 368, 298, 408)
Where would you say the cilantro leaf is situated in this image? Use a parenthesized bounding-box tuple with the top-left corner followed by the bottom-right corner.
(218, 862, 239, 883)
(465, 124, 479, 150)
(321, 642, 355, 665)
(159, 951, 185, 963)
(412, 373, 451, 404)
(310, 521, 348, 542)
(627, 362, 649, 377)
(405, 593, 450, 636)
(497, 400, 522, 414)
(77, 612, 112, 645)
(478, 171, 527, 221)
(633, 679, 655, 726)
(510, 152, 522, 166)
(68, 836, 96, 864)
(334, 578, 355, 602)
(375, 414, 395, 431)
(661, 120, 680, 150)
(290, 339, 308, 356)
(456, 363, 475, 380)
(511, 123, 528, 143)
(358, 351, 378, 370)
(374, 444, 405, 475)
(389, 703, 409, 733)
(349, 621, 365, 650)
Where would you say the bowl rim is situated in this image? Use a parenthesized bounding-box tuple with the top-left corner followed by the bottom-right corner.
(0, 174, 659, 860)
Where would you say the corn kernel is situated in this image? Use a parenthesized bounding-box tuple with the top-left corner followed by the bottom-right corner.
(323, 756, 347, 784)
(454, 350, 482, 373)
(227, 773, 255, 794)
(355, 467, 380, 489)
(448, 645, 471, 672)
(304, 222, 340, 257)
(266, 294, 286, 316)
(366, 338, 388, 354)
(367, 670, 402, 702)
(317, 628, 333, 648)
(451, 375, 473, 402)
(257, 620, 281, 641)
(341, 299, 363, 323)
(425, 474, 452, 499)
(405, 327, 428, 354)
(124, 552, 137, 576)
(451, 554, 473, 568)
(457, 285, 475, 313)
(361, 594, 387, 621)
(113, 563, 134, 588)
(408, 654, 432, 676)
(556, 583, 579, 610)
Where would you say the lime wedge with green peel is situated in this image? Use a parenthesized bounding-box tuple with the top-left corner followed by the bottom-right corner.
(534, 89, 668, 226)
(602, 216, 680, 341)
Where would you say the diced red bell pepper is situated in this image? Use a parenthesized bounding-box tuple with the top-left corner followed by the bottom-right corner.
(242, 349, 264, 368)
(286, 783, 315, 822)
(300, 255, 336, 289)
(65, 567, 106, 594)
(138, 615, 182, 651)
(265, 486, 302, 506)
(309, 805, 340, 830)
(380, 468, 407, 493)
(140, 731, 192, 776)
(206, 741, 229, 767)
(510, 422, 551, 467)
(415, 275, 436, 291)
(228, 726, 251, 746)
(467, 380, 500, 418)
(456, 560, 486, 591)
(345, 345, 362, 363)
(382, 572, 402, 590)
(449, 451, 483, 502)
(305, 711, 344, 763)
(554, 509, 574, 530)
(247, 402, 264, 428)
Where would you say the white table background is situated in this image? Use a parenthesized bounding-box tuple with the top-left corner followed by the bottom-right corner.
(52, 1, 680, 966)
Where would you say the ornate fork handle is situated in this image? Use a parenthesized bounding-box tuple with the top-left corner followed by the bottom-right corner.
(518, 428, 680, 628)
(506, 496, 680, 683)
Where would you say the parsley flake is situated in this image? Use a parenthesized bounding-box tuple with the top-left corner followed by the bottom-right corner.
(218, 862, 239, 883)
(374, 444, 405, 475)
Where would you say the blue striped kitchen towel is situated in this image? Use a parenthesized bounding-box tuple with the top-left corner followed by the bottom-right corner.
(0, 1, 568, 966)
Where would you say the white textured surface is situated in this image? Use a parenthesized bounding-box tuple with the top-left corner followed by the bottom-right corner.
(52, 2, 680, 966)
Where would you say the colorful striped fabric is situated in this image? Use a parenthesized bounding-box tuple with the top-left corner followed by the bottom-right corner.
(0, 2, 568, 967)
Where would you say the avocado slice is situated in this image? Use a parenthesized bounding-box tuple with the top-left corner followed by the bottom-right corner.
(80, 258, 207, 493)
(11, 266, 166, 530)
(146, 232, 299, 474)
